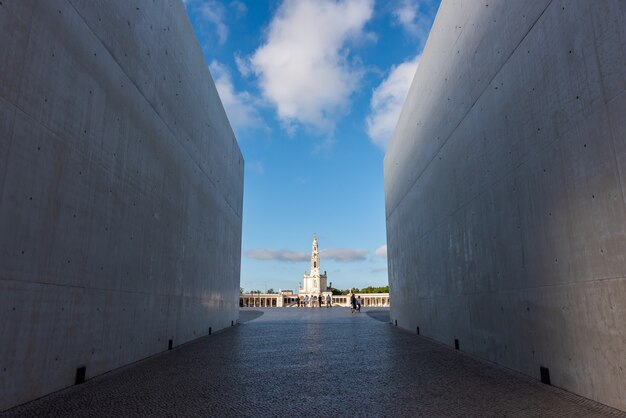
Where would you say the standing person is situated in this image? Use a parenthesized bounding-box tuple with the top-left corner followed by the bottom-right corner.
(356, 295, 362, 312)
(325, 294, 331, 308)
(304, 295, 309, 308)
(297, 298, 301, 308)
(350, 293, 356, 313)
(318, 295, 322, 308)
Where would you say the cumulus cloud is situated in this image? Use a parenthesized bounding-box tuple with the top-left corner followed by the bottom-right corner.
(375, 244, 387, 258)
(200, 1, 228, 45)
(209, 60, 260, 134)
(248, 0, 374, 133)
(392, 0, 435, 39)
(393, 0, 417, 32)
(247, 247, 369, 262)
(246, 249, 309, 262)
(321, 248, 368, 262)
(366, 55, 419, 149)
(234, 53, 252, 77)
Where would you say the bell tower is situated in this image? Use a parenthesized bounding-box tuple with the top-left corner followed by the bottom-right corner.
(311, 235, 320, 276)
(299, 234, 329, 297)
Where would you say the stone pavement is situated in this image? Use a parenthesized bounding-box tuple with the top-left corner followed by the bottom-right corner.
(2, 308, 624, 417)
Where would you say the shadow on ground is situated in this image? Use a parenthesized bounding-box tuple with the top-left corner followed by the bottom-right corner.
(3, 308, 621, 417)
(239, 309, 263, 323)
(366, 310, 390, 322)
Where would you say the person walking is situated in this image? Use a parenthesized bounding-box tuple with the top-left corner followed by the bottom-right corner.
(325, 294, 331, 308)
(350, 293, 356, 313)
(356, 295, 362, 313)
(318, 295, 322, 308)
(304, 295, 309, 308)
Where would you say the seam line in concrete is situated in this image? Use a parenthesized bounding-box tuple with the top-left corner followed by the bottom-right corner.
(2, 101, 234, 240)
(0, 275, 215, 299)
(0, 3, 36, 215)
(14, 1, 36, 122)
(65, 0, 241, 218)
(386, 0, 554, 220)
(391, 92, 616, 251)
(412, 275, 626, 301)
(588, 9, 626, 211)
(604, 91, 626, 209)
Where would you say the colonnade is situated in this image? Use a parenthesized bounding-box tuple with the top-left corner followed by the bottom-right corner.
(330, 294, 390, 307)
(240, 296, 278, 307)
(239, 293, 390, 308)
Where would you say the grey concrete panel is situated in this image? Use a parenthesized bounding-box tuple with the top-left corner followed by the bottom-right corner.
(385, 0, 626, 410)
(0, 97, 16, 210)
(0, 1, 35, 104)
(0, 0, 242, 410)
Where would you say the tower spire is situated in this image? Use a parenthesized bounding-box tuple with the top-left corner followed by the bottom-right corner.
(311, 235, 320, 275)
(300, 234, 328, 296)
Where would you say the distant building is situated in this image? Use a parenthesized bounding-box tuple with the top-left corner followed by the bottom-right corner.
(239, 235, 390, 308)
(298, 235, 332, 306)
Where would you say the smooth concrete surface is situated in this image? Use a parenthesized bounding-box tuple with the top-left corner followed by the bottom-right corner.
(2, 309, 624, 417)
(0, 0, 243, 410)
(384, 0, 625, 411)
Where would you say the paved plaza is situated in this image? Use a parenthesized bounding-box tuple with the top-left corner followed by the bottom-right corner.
(2, 308, 624, 417)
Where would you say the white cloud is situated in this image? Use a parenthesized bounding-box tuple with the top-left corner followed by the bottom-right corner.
(375, 244, 387, 258)
(321, 248, 368, 262)
(200, 1, 228, 45)
(246, 249, 309, 262)
(249, 0, 374, 134)
(247, 247, 368, 262)
(209, 60, 260, 134)
(393, 0, 417, 32)
(234, 53, 252, 78)
(366, 55, 419, 149)
(392, 0, 433, 39)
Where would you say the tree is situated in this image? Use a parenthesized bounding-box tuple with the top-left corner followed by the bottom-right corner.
(360, 285, 389, 293)
(240, 287, 244, 294)
(332, 286, 389, 295)
(266, 288, 276, 294)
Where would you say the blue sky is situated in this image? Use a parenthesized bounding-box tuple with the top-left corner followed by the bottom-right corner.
(183, 0, 440, 292)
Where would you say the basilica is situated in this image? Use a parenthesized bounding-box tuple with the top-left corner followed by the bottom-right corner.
(239, 235, 390, 308)
(298, 235, 332, 305)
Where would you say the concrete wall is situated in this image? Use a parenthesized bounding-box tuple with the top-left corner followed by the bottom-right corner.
(385, 0, 625, 410)
(0, 0, 243, 410)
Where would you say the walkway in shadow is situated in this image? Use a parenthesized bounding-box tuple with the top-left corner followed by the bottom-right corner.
(366, 309, 390, 322)
(239, 309, 264, 323)
(2, 308, 622, 417)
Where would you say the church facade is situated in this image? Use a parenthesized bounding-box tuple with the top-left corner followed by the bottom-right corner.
(239, 235, 390, 308)
(298, 235, 332, 305)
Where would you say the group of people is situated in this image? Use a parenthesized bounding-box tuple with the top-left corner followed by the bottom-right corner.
(295, 293, 361, 312)
(298, 294, 332, 308)
(350, 293, 361, 313)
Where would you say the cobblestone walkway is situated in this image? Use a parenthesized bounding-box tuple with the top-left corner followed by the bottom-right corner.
(3, 308, 624, 417)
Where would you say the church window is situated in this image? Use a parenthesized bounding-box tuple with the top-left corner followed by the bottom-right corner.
(314, 262, 316, 268)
